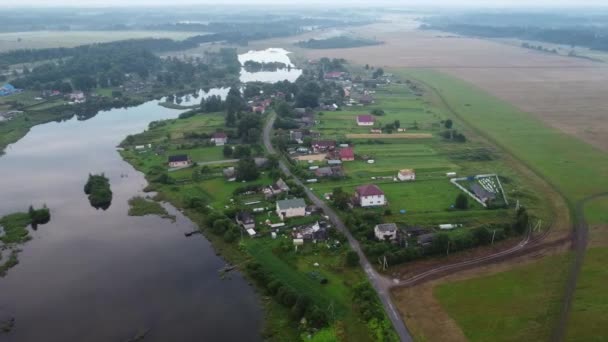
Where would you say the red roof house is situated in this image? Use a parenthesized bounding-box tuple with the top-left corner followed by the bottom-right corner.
(356, 115, 375, 126)
(211, 132, 228, 146)
(311, 140, 336, 153)
(355, 184, 386, 207)
(339, 147, 355, 161)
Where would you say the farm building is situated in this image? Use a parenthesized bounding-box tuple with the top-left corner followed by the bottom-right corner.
(312, 140, 336, 153)
(374, 223, 398, 241)
(315, 167, 334, 178)
(290, 130, 303, 143)
(356, 115, 375, 126)
(292, 221, 328, 241)
(327, 159, 342, 166)
(359, 94, 375, 105)
(168, 154, 191, 168)
(210, 132, 228, 146)
(276, 198, 307, 220)
(236, 212, 255, 230)
(324, 71, 346, 80)
(471, 183, 496, 203)
(0, 83, 22, 97)
(355, 184, 386, 207)
(339, 147, 355, 161)
(397, 169, 416, 181)
(68, 91, 86, 103)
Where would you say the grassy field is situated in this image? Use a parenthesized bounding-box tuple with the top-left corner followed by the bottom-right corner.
(0, 31, 196, 53)
(434, 253, 571, 342)
(127, 196, 175, 220)
(396, 69, 608, 340)
(565, 247, 608, 341)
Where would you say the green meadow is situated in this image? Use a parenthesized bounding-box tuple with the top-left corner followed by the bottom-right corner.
(397, 69, 608, 340)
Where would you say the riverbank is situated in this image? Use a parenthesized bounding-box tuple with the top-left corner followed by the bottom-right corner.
(119, 110, 397, 341)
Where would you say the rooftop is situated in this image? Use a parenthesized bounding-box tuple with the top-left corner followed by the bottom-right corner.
(357, 114, 375, 123)
(276, 198, 306, 210)
(376, 223, 398, 233)
(356, 184, 384, 197)
(168, 154, 189, 163)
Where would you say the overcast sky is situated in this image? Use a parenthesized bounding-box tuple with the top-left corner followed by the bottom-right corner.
(3, 0, 608, 8)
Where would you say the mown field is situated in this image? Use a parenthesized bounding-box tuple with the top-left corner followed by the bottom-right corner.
(396, 69, 608, 340)
(308, 81, 547, 229)
(434, 252, 571, 342)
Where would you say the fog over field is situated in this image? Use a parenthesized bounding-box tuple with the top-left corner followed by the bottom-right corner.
(6, 0, 608, 7)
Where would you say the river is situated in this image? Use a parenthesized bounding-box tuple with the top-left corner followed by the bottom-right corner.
(0, 101, 263, 341)
(0, 47, 299, 341)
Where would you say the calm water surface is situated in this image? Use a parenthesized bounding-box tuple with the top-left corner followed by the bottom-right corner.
(0, 101, 262, 341)
(238, 48, 302, 83)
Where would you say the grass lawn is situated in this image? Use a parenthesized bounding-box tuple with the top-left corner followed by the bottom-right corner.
(565, 247, 608, 341)
(397, 69, 608, 340)
(400, 69, 608, 213)
(434, 253, 571, 342)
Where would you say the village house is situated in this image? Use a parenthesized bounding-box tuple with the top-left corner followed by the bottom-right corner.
(312, 140, 336, 153)
(374, 223, 398, 241)
(315, 167, 334, 178)
(355, 184, 386, 207)
(324, 71, 346, 80)
(254, 157, 269, 168)
(210, 132, 228, 146)
(292, 221, 329, 241)
(236, 211, 256, 230)
(223, 167, 236, 181)
(276, 198, 307, 220)
(356, 114, 375, 126)
(397, 169, 416, 181)
(168, 154, 192, 168)
(68, 91, 86, 103)
(290, 130, 304, 143)
(359, 94, 375, 105)
(0, 84, 22, 97)
(339, 147, 355, 161)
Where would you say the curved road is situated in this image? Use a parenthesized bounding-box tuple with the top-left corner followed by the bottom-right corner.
(263, 114, 414, 342)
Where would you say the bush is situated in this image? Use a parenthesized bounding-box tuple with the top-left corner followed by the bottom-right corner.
(454, 193, 469, 210)
(345, 250, 360, 267)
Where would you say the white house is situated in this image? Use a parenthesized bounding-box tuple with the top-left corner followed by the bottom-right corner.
(68, 91, 86, 103)
(276, 198, 306, 220)
(374, 223, 398, 241)
(236, 211, 256, 230)
(168, 154, 191, 168)
(355, 184, 386, 207)
(397, 169, 416, 181)
(356, 114, 375, 126)
(211, 132, 228, 146)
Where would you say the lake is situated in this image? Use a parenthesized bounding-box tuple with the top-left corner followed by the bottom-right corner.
(238, 48, 302, 83)
(0, 101, 263, 341)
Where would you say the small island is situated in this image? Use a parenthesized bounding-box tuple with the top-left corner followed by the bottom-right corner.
(0, 205, 51, 276)
(84, 174, 113, 210)
(243, 60, 289, 72)
(128, 196, 176, 221)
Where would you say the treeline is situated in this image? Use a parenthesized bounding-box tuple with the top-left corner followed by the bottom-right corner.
(422, 23, 608, 52)
(343, 207, 530, 266)
(243, 60, 288, 72)
(296, 36, 382, 49)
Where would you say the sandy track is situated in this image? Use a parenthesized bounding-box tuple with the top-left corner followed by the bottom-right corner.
(345, 133, 432, 139)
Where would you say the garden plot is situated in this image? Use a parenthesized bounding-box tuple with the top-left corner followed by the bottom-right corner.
(451, 174, 509, 208)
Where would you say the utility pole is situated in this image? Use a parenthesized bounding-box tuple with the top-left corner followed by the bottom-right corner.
(446, 241, 451, 256)
(491, 230, 497, 245)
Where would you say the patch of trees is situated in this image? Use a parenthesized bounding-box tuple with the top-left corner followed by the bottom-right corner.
(296, 36, 382, 49)
(28, 205, 51, 226)
(245, 261, 329, 329)
(84, 173, 112, 210)
(236, 157, 260, 181)
(243, 60, 288, 72)
(440, 129, 467, 142)
(422, 22, 608, 52)
(351, 282, 395, 341)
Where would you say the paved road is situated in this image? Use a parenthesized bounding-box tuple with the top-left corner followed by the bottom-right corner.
(263, 114, 413, 342)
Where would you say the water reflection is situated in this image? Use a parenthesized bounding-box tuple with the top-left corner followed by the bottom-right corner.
(238, 48, 302, 83)
(0, 101, 262, 342)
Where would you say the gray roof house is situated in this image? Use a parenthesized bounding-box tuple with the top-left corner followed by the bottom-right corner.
(276, 198, 307, 220)
(374, 223, 398, 241)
